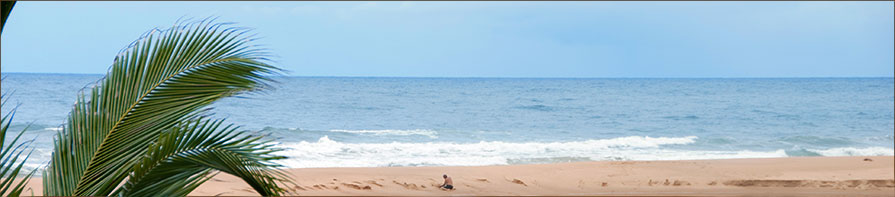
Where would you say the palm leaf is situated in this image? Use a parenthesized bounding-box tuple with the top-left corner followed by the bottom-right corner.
(42, 19, 283, 196)
(1, 93, 38, 197)
(116, 118, 290, 196)
(1, 1, 15, 34)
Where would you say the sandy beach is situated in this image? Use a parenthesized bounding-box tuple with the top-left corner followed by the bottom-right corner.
(15, 156, 893, 196)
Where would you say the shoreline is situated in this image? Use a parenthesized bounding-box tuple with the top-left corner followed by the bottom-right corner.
(19, 156, 895, 196)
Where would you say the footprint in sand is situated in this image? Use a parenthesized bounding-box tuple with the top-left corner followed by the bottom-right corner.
(312, 184, 329, 190)
(510, 179, 528, 186)
(461, 183, 479, 189)
(365, 180, 384, 187)
(722, 179, 895, 188)
(341, 183, 373, 190)
(647, 179, 690, 186)
(476, 178, 490, 183)
(392, 180, 423, 190)
(672, 180, 691, 186)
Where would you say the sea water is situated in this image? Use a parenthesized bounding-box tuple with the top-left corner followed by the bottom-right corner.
(2, 73, 893, 169)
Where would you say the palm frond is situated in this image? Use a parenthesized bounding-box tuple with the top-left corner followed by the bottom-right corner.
(1, 1, 15, 34)
(42, 19, 283, 196)
(1, 93, 37, 197)
(116, 118, 290, 196)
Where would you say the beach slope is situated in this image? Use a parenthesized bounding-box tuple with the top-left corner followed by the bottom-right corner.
(19, 156, 895, 196)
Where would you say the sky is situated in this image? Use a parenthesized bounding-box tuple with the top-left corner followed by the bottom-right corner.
(1, 1, 893, 78)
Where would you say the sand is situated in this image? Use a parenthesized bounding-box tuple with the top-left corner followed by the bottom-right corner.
(17, 156, 895, 196)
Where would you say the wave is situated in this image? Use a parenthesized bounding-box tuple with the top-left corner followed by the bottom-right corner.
(44, 126, 63, 131)
(17, 135, 894, 171)
(328, 129, 438, 139)
(806, 147, 894, 156)
(778, 135, 857, 146)
(272, 135, 895, 168)
(514, 104, 554, 112)
(273, 135, 794, 168)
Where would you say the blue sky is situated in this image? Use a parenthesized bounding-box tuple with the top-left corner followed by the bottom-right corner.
(1, 1, 893, 78)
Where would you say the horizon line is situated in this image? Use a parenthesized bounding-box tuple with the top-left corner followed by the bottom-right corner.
(1, 71, 893, 79)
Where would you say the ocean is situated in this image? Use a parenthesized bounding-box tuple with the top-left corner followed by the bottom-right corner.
(2, 73, 893, 169)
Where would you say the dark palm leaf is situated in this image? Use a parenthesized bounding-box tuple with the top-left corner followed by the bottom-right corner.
(1, 1, 15, 34)
(1, 93, 37, 197)
(117, 118, 289, 196)
(42, 19, 285, 196)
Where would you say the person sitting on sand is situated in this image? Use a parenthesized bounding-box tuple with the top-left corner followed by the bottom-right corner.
(441, 174, 454, 190)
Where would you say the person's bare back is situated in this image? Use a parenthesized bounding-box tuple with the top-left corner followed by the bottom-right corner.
(441, 174, 454, 190)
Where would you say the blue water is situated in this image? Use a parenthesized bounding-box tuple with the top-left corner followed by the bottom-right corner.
(2, 73, 893, 168)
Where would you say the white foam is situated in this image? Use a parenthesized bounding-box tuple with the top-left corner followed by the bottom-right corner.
(808, 147, 895, 156)
(328, 129, 438, 139)
(274, 135, 794, 168)
(43, 127, 63, 131)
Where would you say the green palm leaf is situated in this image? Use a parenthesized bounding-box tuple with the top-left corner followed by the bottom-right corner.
(42, 19, 285, 196)
(117, 118, 289, 196)
(1, 93, 38, 197)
